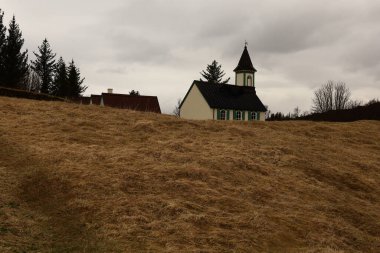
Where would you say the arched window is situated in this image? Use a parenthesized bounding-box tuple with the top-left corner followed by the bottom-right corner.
(220, 110, 226, 120)
(247, 76, 252, 86)
(236, 111, 242, 120)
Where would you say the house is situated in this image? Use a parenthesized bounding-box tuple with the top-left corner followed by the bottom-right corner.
(100, 91, 161, 113)
(73, 89, 160, 113)
(90, 94, 101, 105)
(179, 45, 267, 121)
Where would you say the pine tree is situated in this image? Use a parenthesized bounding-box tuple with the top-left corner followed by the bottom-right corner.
(51, 57, 68, 97)
(2, 16, 28, 88)
(0, 9, 6, 86)
(200, 60, 230, 84)
(31, 38, 56, 94)
(67, 59, 87, 98)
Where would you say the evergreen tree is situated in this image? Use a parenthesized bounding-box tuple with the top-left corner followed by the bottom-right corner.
(51, 57, 68, 97)
(0, 9, 6, 86)
(67, 59, 87, 98)
(129, 90, 140, 96)
(2, 16, 28, 88)
(200, 60, 230, 84)
(31, 38, 56, 94)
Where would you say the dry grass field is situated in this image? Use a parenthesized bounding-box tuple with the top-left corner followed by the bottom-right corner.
(0, 96, 379, 253)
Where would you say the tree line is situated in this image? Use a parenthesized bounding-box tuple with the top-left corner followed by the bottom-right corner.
(0, 9, 87, 98)
(267, 80, 378, 121)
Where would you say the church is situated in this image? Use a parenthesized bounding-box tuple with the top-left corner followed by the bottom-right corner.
(179, 45, 267, 121)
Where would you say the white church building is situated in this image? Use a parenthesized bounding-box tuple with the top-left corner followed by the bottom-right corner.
(179, 45, 267, 121)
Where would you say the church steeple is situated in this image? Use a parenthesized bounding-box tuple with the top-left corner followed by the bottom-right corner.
(234, 44, 257, 87)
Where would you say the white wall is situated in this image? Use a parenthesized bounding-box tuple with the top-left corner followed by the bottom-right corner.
(180, 85, 213, 120)
(236, 73, 244, 86)
(235, 73, 254, 87)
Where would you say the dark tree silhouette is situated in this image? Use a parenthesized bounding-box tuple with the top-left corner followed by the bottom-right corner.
(129, 90, 140, 96)
(51, 57, 68, 97)
(0, 9, 6, 86)
(200, 60, 230, 84)
(312, 81, 351, 113)
(334, 82, 351, 110)
(67, 59, 86, 98)
(2, 16, 28, 88)
(31, 38, 56, 94)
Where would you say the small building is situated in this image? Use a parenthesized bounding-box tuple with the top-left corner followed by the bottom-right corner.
(180, 45, 267, 121)
(90, 95, 101, 105)
(85, 89, 161, 113)
(100, 92, 161, 113)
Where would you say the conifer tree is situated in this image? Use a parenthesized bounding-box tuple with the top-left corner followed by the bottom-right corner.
(31, 38, 56, 94)
(2, 16, 28, 88)
(0, 9, 6, 86)
(51, 57, 68, 97)
(67, 59, 87, 98)
(200, 60, 230, 84)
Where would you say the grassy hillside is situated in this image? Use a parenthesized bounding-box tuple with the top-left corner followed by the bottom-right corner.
(0, 96, 379, 253)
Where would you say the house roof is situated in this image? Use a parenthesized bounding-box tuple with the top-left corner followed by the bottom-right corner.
(184, 81, 266, 112)
(101, 93, 161, 113)
(233, 46, 257, 73)
(91, 95, 101, 105)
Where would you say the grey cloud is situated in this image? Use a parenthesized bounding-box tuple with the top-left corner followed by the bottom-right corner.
(2, 0, 380, 114)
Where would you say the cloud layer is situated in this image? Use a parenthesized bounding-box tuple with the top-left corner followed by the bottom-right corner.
(2, 0, 380, 113)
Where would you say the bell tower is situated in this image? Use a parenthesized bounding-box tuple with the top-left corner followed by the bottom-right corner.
(234, 42, 257, 88)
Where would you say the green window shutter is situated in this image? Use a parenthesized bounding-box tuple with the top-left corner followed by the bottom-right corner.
(257, 112, 260, 121)
(227, 110, 230, 120)
(248, 111, 252, 121)
(242, 111, 246, 121)
(217, 109, 221, 120)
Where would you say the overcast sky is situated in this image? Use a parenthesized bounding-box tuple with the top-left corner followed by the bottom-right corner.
(2, 0, 380, 114)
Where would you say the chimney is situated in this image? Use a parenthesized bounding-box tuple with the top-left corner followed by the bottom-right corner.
(107, 88, 113, 94)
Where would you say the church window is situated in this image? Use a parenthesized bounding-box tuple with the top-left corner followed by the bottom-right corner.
(236, 111, 242, 120)
(220, 110, 226, 120)
(247, 76, 252, 86)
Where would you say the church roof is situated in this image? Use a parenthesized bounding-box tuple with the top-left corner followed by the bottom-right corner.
(101, 93, 161, 113)
(233, 46, 257, 73)
(185, 81, 266, 112)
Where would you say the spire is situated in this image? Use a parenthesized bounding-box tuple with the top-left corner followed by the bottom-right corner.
(234, 44, 257, 73)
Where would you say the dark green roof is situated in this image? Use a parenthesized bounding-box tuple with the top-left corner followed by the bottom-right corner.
(187, 81, 266, 112)
(234, 46, 257, 73)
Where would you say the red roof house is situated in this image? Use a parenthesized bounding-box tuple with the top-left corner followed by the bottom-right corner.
(90, 95, 101, 105)
(100, 93, 161, 113)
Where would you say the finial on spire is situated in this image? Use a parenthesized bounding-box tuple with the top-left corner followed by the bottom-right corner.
(245, 40, 248, 48)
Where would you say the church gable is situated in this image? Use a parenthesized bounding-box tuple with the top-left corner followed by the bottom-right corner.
(180, 83, 213, 120)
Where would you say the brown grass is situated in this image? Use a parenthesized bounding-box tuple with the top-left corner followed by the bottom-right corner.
(0, 96, 379, 252)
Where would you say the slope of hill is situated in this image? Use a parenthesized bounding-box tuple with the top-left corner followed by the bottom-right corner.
(0, 96, 379, 252)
